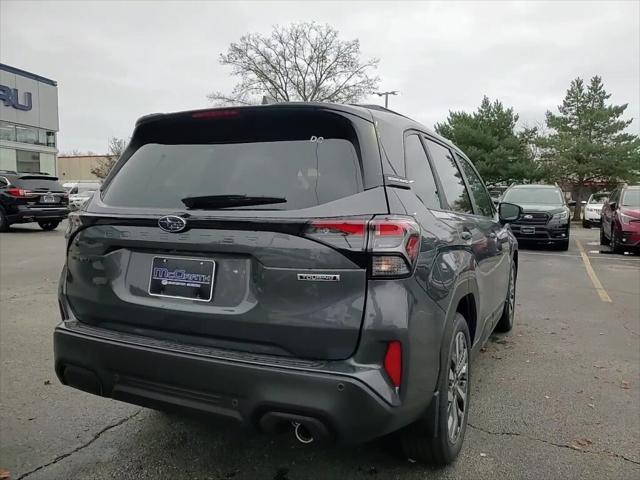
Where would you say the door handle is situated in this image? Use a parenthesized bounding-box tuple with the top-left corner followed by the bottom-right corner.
(460, 231, 472, 241)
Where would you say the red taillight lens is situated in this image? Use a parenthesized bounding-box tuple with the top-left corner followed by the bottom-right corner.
(6, 187, 29, 198)
(384, 341, 402, 388)
(369, 216, 420, 277)
(304, 218, 368, 250)
(304, 216, 420, 277)
(191, 109, 240, 119)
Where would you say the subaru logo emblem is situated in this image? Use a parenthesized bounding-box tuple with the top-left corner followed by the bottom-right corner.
(524, 214, 533, 220)
(158, 215, 187, 233)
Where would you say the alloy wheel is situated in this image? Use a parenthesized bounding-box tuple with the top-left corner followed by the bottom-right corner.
(447, 331, 469, 443)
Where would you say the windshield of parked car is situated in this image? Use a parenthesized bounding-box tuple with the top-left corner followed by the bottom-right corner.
(14, 177, 66, 192)
(588, 193, 609, 204)
(502, 187, 563, 205)
(622, 189, 640, 207)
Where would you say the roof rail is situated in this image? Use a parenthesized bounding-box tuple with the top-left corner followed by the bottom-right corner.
(18, 171, 51, 176)
(352, 104, 409, 119)
(0, 169, 17, 174)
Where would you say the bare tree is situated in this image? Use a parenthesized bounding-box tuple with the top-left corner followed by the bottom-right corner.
(90, 137, 127, 179)
(208, 22, 380, 105)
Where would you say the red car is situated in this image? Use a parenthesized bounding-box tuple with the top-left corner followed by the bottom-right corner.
(600, 184, 640, 253)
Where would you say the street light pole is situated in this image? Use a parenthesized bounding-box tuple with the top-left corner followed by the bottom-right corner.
(375, 91, 398, 108)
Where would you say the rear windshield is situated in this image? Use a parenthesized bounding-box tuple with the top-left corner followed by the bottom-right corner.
(14, 177, 65, 192)
(103, 110, 365, 210)
(503, 187, 563, 205)
(622, 189, 640, 207)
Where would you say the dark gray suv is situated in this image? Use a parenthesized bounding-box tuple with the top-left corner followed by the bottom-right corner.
(54, 104, 521, 465)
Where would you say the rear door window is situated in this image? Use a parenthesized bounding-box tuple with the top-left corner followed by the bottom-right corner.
(103, 111, 367, 211)
(424, 138, 473, 214)
(404, 134, 440, 209)
(455, 153, 494, 217)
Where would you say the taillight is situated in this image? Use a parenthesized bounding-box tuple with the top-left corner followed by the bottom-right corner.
(384, 341, 402, 389)
(6, 187, 30, 198)
(369, 216, 420, 278)
(305, 219, 368, 250)
(304, 216, 420, 278)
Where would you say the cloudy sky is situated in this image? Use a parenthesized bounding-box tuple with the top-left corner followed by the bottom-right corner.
(1, 0, 638, 153)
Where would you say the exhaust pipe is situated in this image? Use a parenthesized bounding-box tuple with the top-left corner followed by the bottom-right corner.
(259, 412, 330, 443)
(292, 421, 314, 444)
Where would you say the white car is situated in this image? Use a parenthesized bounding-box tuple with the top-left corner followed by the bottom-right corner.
(64, 182, 101, 210)
(582, 192, 609, 228)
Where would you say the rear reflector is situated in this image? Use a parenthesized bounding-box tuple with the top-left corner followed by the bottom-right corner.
(384, 341, 402, 388)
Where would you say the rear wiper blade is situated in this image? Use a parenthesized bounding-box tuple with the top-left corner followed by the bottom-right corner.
(181, 194, 287, 209)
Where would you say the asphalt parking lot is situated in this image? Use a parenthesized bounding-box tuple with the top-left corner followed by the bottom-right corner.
(1, 222, 638, 480)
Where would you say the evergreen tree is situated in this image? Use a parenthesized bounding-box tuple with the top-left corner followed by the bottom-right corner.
(435, 96, 538, 186)
(538, 76, 640, 217)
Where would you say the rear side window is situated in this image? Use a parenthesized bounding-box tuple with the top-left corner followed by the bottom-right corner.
(14, 177, 65, 191)
(455, 153, 493, 217)
(424, 138, 473, 214)
(104, 111, 366, 210)
(404, 134, 440, 209)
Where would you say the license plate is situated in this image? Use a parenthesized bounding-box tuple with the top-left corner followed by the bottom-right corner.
(521, 226, 535, 235)
(42, 194, 57, 203)
(148, 256, 215, 302)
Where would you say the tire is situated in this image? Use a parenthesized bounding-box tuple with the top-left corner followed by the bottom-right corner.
(600, 226, 610, 246)
(582, 221, 591, 229)
(556, 239, 570, 251)
(401, 312, 470, 465)
(0, 208, 9, 232)
(495, 260, 516, 332)
(611, 228, 624, 254)
(38, 220, 60, 231)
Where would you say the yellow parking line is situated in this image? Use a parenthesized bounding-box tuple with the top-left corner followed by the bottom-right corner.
(575, 239, 612, 303)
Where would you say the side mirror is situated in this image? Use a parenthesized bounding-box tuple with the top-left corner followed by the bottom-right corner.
(610, 202, 617, 210)
(498, 202, 522, 224)
(568, 200, 576, 207)
(492, 197, 500, 206)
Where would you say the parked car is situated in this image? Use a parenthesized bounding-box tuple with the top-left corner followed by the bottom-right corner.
(54, 104, 522, 465)
(600, 184, 640, 253)
(582, 192, 609, 228)
(63, 181, 101, 210)
(0, 170, 69, 231)
(501, 184, 574, 250)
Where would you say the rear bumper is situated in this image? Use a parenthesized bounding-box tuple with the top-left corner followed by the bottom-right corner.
(53, 320, 418, 444)
(7, 205, 69, 223)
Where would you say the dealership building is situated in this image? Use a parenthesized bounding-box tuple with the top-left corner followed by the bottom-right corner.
(0, 63, 59, 175)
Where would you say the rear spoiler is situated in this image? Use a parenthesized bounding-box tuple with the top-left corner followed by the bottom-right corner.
(19, 174, 60, 181)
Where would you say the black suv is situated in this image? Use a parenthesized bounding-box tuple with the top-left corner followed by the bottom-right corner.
(501, 184, 574, 250)
(54, 104, 521, 465)
(0, 171, 69, 231)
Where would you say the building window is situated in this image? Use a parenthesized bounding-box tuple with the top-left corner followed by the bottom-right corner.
(46, 131, 56, 147)
(0, 122, 16, 142)
(16, 150, 40, 172)
(15, 126, 39, 144)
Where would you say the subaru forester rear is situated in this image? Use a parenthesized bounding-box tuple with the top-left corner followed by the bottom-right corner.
(54, 103, 519, 465)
